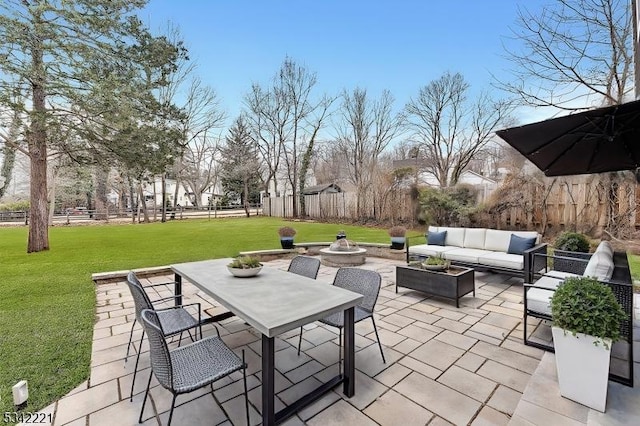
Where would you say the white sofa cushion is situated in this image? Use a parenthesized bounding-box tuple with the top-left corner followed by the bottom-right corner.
(409, 244, 458, 258)
(484, 229, 539, 253)
(478, 252, 525, 270)
(527, 276, 563, 316)
(443, 248, 488, 264)
(439, 227, 466, 247)
(583, 251, 614, 281)
(463, 228, 487, 249)
(544, 270, 580, 280)
(595, 241, 613, 257)
(484, 230, 515, 252)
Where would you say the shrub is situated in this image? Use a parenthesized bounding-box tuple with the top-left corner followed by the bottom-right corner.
(0, 200, 30, 212)
(418, 185, 478, 226)
(550, 276, 627, 348)
(388, 225, 407, 237)
(277, 226, 296, 237)
(554, 232, 590, 252)
(228, 256, 262, 269)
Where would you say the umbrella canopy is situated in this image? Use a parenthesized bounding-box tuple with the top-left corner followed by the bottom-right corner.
(496, 99, 640, 176)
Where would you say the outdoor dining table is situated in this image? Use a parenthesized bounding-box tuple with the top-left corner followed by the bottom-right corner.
(171, 258, 364, 425)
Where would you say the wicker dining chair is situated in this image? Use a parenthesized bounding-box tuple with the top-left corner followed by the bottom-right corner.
(138, 308, 249, 426)
(288, 255, 321, 279)
(297, 267, 386, 366)
(124, 271, 204, 401)
(288, 256, 322, 355)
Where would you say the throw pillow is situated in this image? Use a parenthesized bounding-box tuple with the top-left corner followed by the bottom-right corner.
(507, 234, 537, 255)
(583, 252, 614, 281)
(428, 230, 447, 246)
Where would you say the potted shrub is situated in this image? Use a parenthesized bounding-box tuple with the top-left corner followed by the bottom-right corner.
(553, 232, 591, 274)
(388, 225, 407, 250)
(278, 226, 296, 249)
(550, 276, 627, 412)
(227, 256, 263, 277)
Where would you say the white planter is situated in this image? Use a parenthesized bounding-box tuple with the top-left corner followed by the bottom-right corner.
(227, 266, 262, 278)
(551, 326, 611, 412)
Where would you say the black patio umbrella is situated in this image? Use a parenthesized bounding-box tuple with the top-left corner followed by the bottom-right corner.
(496, 99, 640, 177)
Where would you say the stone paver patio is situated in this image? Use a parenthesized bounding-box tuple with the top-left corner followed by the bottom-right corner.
(38, 257, 639, 425)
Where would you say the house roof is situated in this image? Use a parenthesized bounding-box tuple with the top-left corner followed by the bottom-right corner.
(302, 183, 342, 195)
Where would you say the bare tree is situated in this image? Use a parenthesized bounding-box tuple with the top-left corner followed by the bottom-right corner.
(404, 72, 513, 188)
(244, 58, 329, 217)
(335, 88, 400, 218)
(179, 131, 220, 208)
(244, 83, 286, 200)
(156, 26, 226, 216)
(499, 0, 634, 109)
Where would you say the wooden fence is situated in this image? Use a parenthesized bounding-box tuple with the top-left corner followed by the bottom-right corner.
(263, 176, 638, 238)
(486, 176, 637, 237)
(263, 191, 415, 221)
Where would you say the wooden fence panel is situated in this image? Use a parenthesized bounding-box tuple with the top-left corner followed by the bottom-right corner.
(264, 180, 636, 236)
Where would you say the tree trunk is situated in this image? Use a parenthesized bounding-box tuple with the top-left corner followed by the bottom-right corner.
(161, 174, 167, 223)
(47, 166, 58, 226)
(27, 32, 49, 253)
(93, 166, 108, 220)
(173, 176, 180, 208)
(243, 179, 250, 217)
(138, 183, 149, 223)
(128, 175, 137, 223)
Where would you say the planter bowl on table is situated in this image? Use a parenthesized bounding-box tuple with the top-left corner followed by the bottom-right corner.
(227, 266, 262, 278)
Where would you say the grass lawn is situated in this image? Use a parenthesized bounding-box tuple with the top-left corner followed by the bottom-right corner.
(0, 217, 390, 416)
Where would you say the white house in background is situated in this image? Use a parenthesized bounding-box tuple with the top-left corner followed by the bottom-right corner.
(418, 169, 498, 202)
(108, 177, 223, 209)
(141, 178, 224, 207)
(260, 168, 317, 201)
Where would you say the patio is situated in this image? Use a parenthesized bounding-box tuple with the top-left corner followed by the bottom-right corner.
(42, 257, 639, 425)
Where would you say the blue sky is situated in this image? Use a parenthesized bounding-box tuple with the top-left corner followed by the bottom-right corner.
(140, 0, 545, 124)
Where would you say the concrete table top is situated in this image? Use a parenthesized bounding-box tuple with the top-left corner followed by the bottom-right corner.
(171, 258, 363, 338)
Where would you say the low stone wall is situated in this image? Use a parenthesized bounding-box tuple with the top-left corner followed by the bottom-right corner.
(93, 242, 406, 284)
(267, 242, 406, 261)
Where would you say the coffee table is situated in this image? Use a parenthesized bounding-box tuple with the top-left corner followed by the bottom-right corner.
(395, 264, 475, 308)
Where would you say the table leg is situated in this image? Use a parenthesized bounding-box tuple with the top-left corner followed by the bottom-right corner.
(343, 306, 355, 397)
(174, 273, 182, 306)
(262, 335, 275, 426)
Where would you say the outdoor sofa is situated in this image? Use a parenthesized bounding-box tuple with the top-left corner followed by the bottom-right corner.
(406, 226, 547, 283)
(523, 241, 634, 387)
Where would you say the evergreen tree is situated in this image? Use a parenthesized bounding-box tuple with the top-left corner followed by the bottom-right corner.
(219, 116, 262, 217)
(0, 0, 184, 251)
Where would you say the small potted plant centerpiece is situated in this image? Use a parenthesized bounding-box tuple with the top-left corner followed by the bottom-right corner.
(227, 256, 263, 277)
(553, 232, 591, 274)
(422, 254, 450, 271)
(278, 226, 296, 249)
(388, 225, 407, 250)
(550, 276, 627, 412)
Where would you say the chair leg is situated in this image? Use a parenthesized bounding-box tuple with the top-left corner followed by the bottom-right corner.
(338, 328, 342, 375)
(130, 329, 145, 401)
(167, 394, 177, 426)
(371, 316, 386, 364)
(138, 371, 153, 423)
(125, 318, 137, 362)
(242, 350, 249, 426)
(297, 326, 303, 356)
